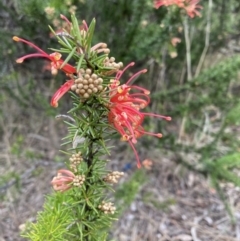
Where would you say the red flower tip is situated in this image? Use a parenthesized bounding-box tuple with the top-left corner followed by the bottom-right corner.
(129, 62, 135, 67)
(166, 116, 172, 121)
(16, 58, 24, 63)
(82, 20, 89, 31)
(137, 162, 141, 168)
(60, 14, 71, 25)
(12, 36, 20, 42)
(51, 101, 58, 108)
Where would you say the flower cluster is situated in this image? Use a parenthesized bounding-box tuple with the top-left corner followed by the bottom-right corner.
(70, 68, 104, 99)
(69, 152, 83, 172)
(51, 169, 85, 192)
(103, 57, 123, 75)
(98, 201, 116, 214)
(108, 62, 171, 168)
(103, 171, 124, 184)
(72, 174, 86, 187)
(51, 169, 75, 192)
(154, 0, 202, 18)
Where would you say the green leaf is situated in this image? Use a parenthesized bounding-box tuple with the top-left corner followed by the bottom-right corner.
(226, 101, 240, 124)
(215, 153, 240, 168)
(71, 14, 82, 45)
(77, 54, 85, 72)
(217, 168, 240, 187)
(86, 18, 96, 53)
(60, 46, 77, 69)
(48, 25, 71, 50)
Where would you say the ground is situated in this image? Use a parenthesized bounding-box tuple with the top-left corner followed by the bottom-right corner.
(0, 96, 240, 241)
(1, 130, 240, 241)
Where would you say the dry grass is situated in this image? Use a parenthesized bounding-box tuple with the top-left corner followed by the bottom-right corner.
(112, 154, 240, 241)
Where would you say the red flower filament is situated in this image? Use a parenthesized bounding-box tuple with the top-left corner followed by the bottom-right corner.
(50, 79, 75, 107)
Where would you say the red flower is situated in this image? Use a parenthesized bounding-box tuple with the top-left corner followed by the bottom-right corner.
(154, 0, 185, 8)
(142, 159, 153, 170)
(184, 0, 202, 18)
(51, 79, 75, 107)
(51, 169, 75, 192)
(171, 37, 181, 47)
(154, 0, 202, 18)
(13, 36, 76, 75)
(154, 0, 175, 8)
(108, 63, 171, 168)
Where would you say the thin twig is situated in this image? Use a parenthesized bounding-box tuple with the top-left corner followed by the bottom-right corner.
(55, 114, 75, 122)
(178, 17, 193, 141)
(178, 0, 213, 142)
(194, 0, 213, 77)
(183, 16, 193, 81)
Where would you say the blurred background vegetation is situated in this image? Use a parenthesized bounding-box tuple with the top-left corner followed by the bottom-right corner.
(2, 0, 240, 239)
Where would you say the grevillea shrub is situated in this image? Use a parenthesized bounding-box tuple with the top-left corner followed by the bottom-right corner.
(14, 14, 172, 240)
